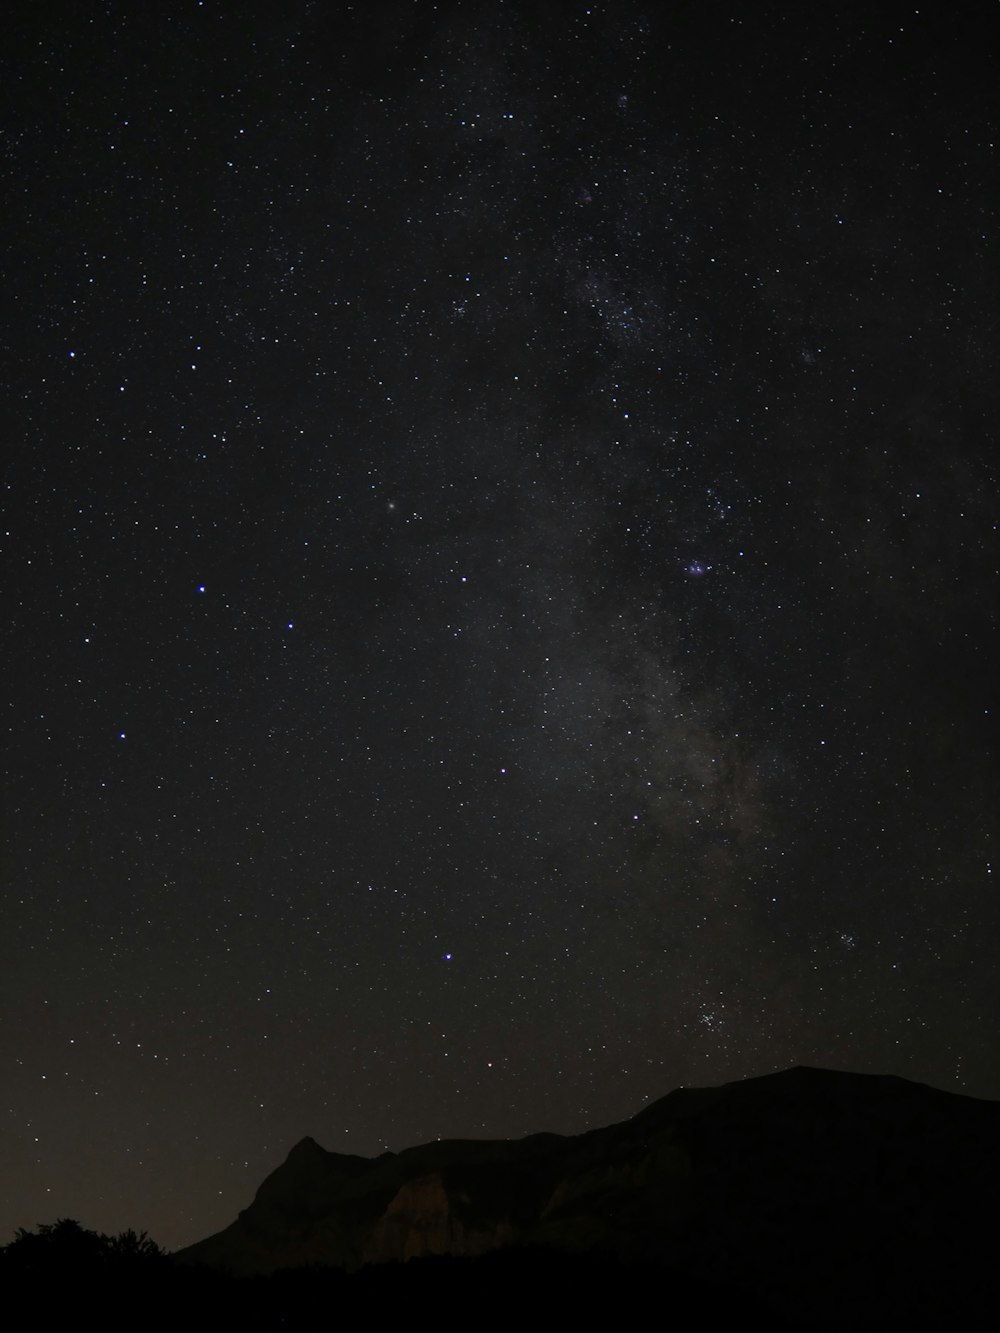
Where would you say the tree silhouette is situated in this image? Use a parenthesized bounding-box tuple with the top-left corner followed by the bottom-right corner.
(106, 1228, 165, 1262)
(5, 1217, 106, 1273)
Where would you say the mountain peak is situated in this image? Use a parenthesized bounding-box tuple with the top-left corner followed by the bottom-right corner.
(289, 1135, 321, 1157)
(286, 1135, 325, 1160)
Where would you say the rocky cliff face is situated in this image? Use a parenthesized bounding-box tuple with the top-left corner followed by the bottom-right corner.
(364, 1174, 516, 1262)
(176, 1066, 1000, 1328)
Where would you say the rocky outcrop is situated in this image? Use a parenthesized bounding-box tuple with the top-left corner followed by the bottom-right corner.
(365, 1174, 515, 1262)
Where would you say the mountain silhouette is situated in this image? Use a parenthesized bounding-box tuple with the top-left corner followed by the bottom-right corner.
(176, 1066, 999, 1328)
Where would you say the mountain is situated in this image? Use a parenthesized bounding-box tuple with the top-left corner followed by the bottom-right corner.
(177, 1066, 1000, 1327)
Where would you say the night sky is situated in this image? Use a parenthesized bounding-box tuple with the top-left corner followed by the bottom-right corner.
(2, 1, 997, 1251)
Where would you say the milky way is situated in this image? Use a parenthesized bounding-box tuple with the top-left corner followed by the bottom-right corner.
(1, 1, 996, 1249)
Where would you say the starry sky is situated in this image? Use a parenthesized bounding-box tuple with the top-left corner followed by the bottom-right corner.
(2, 0, 997, 1251)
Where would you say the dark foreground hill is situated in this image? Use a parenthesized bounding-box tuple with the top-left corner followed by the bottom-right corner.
(176, 1066, 1000, 1329)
